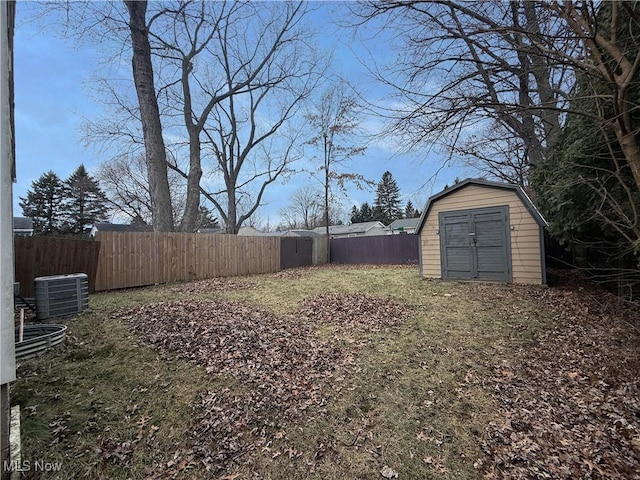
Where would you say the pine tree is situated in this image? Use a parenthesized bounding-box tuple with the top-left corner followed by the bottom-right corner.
(19, 171, 67, 235)
(373, 171, 402, 224)
(405, 200, 420, 218)
(63, 165, 109, 236)
(359, 202, 374, 222)
(350, 205, 362, 223)
(532, 2, 640, 261)
(196, 206, 220, 230)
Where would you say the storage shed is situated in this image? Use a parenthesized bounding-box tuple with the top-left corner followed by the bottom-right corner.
(416, 179, 547, 285)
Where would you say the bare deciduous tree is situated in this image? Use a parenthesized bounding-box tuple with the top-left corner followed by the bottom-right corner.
(306, 80, 368, 249)
(358, 0, 640, 259)
(356, 1, 568, 184)
(143, 1, 321, 233)
(124, 0, 174, 231)
(97, 154, 186, 225)
(551, 1, 640, 189)
(277, 187, 323, 230)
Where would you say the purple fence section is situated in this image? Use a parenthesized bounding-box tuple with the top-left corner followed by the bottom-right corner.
(330, 234, 419, 265)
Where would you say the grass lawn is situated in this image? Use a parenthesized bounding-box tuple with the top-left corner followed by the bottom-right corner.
(9, 265, 640, 479)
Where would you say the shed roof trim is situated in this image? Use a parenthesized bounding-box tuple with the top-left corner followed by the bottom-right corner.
(416, 178, 547, 235)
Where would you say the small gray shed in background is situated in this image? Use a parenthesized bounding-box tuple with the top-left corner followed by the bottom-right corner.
(416, 179, 547, 285)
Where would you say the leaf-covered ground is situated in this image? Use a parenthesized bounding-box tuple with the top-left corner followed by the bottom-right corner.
(114, 293, 411, 477)
(476, 276, 640, 479)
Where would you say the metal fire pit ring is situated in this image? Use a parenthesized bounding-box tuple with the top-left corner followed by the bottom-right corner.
(15, 324, 67, 360)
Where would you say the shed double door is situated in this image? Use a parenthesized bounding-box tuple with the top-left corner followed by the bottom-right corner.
(439, 206, 511, 282)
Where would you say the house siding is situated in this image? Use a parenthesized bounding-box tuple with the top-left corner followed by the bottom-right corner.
(420, 184, 544, 284)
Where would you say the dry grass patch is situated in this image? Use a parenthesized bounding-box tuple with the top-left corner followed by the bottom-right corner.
(11, 298, 210, 480)
(169, 277, 255, 296)
(219, 265, 421, 314)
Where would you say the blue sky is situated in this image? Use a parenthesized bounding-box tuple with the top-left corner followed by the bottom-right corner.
(12, 1, 469, 226)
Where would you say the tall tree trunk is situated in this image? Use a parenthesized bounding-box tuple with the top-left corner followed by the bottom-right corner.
(124, 0, 173, 232)
(178, 53, 202, 233)
(558, 0, 640, 195)
(178, 129, 202, 232)
(227, 189, 238, 234)
(523, 1, 561, 154)
(616, 128, 640, 191)
(323, 133, 330, 263)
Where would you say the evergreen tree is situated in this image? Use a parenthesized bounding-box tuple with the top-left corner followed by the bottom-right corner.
(19, 171, 67, 235)
(196, 206, 220, 230)
(350, 205, 362, 224)
(373, 171, 402, 224)
(532, 2, 640, 262)
(63, 164, 109, 236)
(405, 200, 420, 218)
(359, 202, 374, 222)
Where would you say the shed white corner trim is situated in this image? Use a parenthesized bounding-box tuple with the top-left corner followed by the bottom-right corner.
(416, 179, 547, 285)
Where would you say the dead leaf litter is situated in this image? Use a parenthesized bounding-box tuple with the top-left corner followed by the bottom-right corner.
(113, 293, 411, 476)
(479, 278, 640, 480)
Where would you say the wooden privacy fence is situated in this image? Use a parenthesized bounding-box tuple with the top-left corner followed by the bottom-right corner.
(94, 232, 280, 291)
(15, 232, 419, 297)
(331, 234, 419, 265)
(14, 236, 101, 297)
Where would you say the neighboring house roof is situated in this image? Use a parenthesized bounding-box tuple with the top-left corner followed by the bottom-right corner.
(13, 217, 33, 231)
(91, 223, 154, 234)
(416, 178, 547, 235)
(285, 229, 321, 237)
(388, 218, 419, 231)
(313, 221, 387, 236)
(197, 227, 226, 234)
(250, 229, 320, 237)
(237, 226, 263, 236)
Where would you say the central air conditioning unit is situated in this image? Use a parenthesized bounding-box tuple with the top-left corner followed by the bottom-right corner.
(34, 273, 89, 320)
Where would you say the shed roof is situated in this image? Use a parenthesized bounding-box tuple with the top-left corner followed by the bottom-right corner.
(237, 226, 263, 236)
(416, 178, 547, 235)
(287, 229, 321, 237)
(259, 229, 320, 237)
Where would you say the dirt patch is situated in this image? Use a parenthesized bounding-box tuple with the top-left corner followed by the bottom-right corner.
(479, 280, 640, 479)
